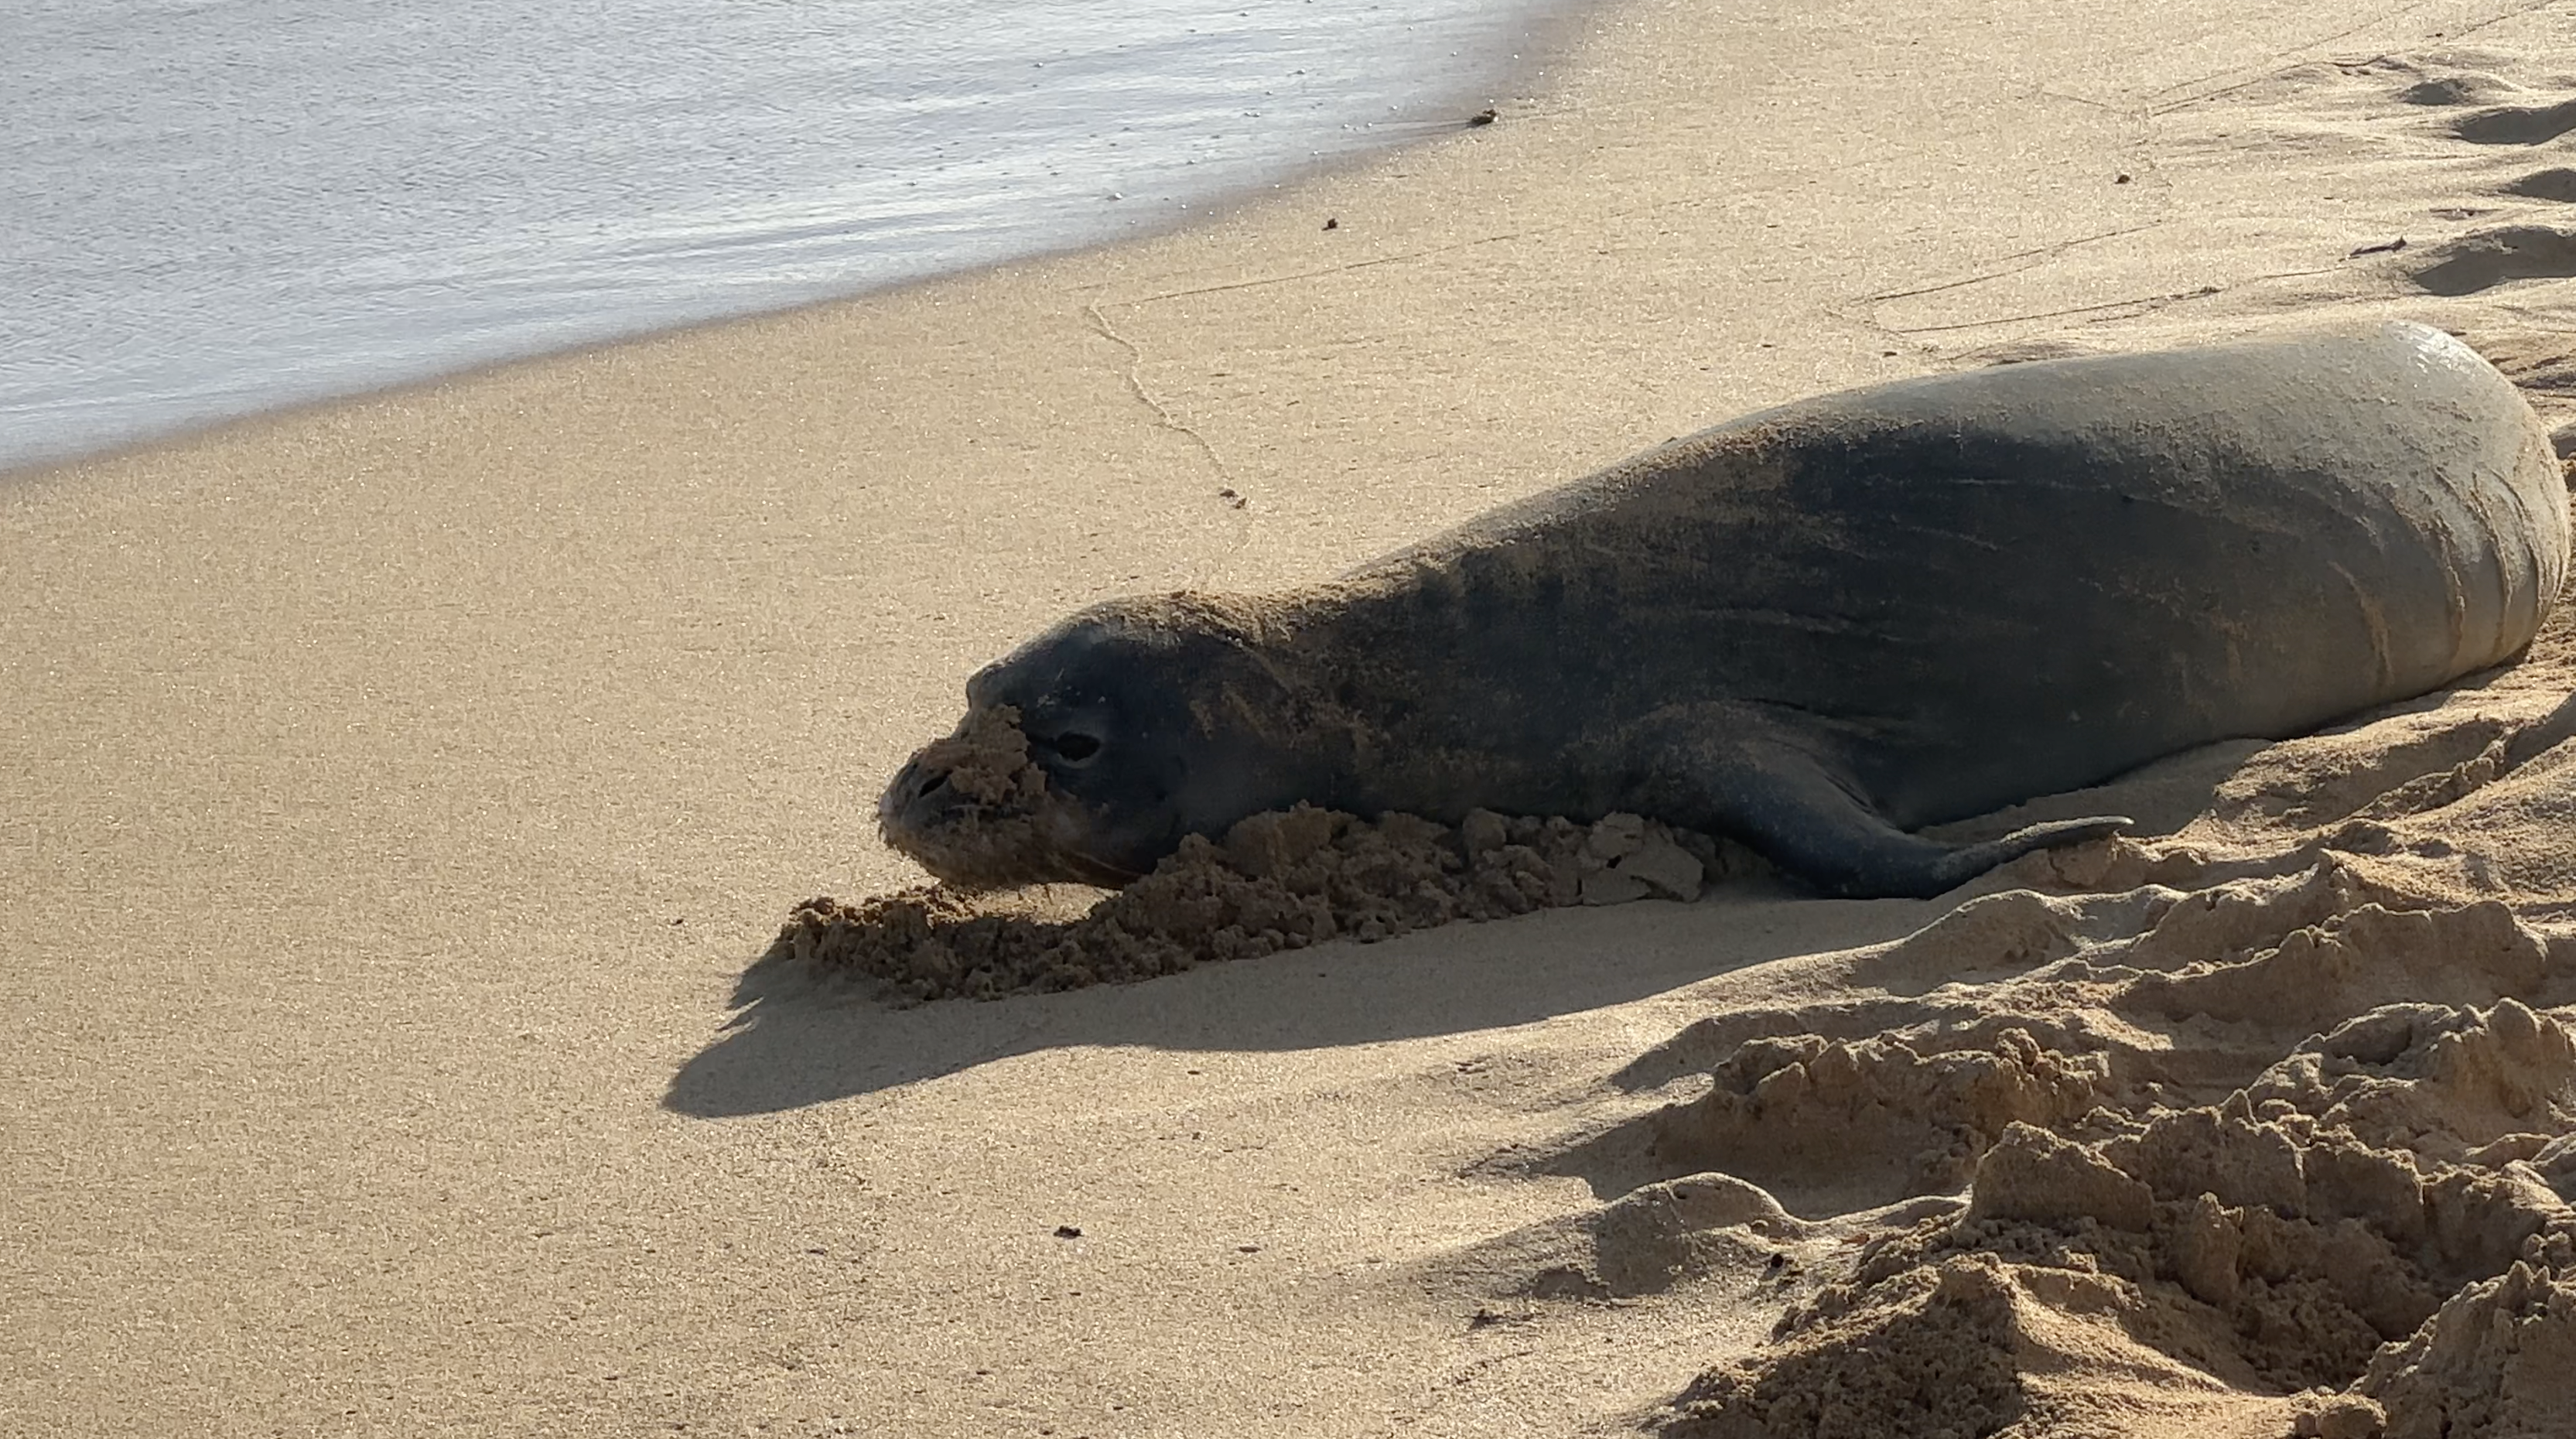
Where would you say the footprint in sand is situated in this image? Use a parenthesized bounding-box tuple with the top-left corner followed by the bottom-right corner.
(2451, 95, 2576, 145)
(2411, 224, 2576, 295)
(2395, 55, 2576, 142)
(2397, 73, 2519, 108)
(2390, 63, 2576, 295)
(2503, 167, 2576, 202)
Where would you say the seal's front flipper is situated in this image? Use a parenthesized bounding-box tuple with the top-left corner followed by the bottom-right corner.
(1624, 707, 2128, 898)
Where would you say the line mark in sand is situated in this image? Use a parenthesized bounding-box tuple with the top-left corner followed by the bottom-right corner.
(1887, 285, 2226, 335)
(2429, 0, 2576, 44)
(2031, 85, 2145, 118)
(1876, 252, 2367, 339)
(1082, 299, 1255, 581)
(1084, 299, 1237, 487)
(1078, 228, 1543, 310)
(1853, 224, 2171, 306)
(1068, 169, 1816, 313)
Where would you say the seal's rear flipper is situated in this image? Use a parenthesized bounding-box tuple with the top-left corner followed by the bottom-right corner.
(1627, 707, 2128, 898)
(1730, 770, 2127, 898)
(1925, 815, 2133, 894)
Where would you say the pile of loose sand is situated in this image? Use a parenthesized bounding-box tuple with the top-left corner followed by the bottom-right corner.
(786, 805, 1757, 1003)
(1424, 867, 2576, 1436)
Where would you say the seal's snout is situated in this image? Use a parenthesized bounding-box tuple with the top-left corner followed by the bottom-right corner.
(873, 706, 1113, 888)
(876, 756, 958, 849)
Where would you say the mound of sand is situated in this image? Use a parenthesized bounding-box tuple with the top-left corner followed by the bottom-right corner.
(784, 805, 1760, 1003)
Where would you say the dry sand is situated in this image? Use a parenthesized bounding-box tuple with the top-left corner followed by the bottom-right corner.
(15, 0, 2576, 1434)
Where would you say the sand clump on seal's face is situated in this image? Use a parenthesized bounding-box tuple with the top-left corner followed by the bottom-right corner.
(880, 321, 2570, 902)
(867, 705, 1105, 890)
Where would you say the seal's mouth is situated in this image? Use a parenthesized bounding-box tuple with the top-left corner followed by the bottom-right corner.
(876, 706, 1140, 890)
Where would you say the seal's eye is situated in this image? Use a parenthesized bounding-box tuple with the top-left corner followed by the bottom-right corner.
(1047, 731, 1103, 765)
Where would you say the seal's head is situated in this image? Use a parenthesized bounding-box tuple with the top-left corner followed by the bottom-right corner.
(878, 594, 1305, 888)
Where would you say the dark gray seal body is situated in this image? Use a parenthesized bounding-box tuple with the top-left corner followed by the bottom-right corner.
(881, 321, 2569, 897)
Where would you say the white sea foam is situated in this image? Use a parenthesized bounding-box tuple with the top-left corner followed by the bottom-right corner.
(0, 0, 1561, 473)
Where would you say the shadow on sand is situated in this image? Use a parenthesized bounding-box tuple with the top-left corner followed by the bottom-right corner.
(661, 886, 1939, 1117)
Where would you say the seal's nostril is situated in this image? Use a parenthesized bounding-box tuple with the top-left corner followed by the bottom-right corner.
(917, 771, 948, 799)
(1051, 732, 1102, 762)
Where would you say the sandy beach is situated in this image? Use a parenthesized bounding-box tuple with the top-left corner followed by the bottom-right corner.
(14, 0, 2576, 1434)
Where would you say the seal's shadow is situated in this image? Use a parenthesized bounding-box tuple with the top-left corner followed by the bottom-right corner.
(660, 887, 1932, 1117)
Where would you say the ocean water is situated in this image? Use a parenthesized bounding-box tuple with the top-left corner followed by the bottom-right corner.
(0, 0, 1563, 473)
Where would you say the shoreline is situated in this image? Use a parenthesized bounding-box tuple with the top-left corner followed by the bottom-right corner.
(0, 94, 1525, 490)
(13, 0, 2576, 1434)
(0, 0, 1589, 481)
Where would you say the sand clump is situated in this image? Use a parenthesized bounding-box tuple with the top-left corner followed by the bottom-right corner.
(785, 805, 1755, 1003)
(905, 704, 1045, 811)
(2359, 1258, 2576, 1438)
(1601, 1028, 2110, 1219)
(1659, 1255, 2028, 1439)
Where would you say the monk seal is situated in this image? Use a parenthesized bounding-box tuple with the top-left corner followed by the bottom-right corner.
(880, 321, 2568, 898)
